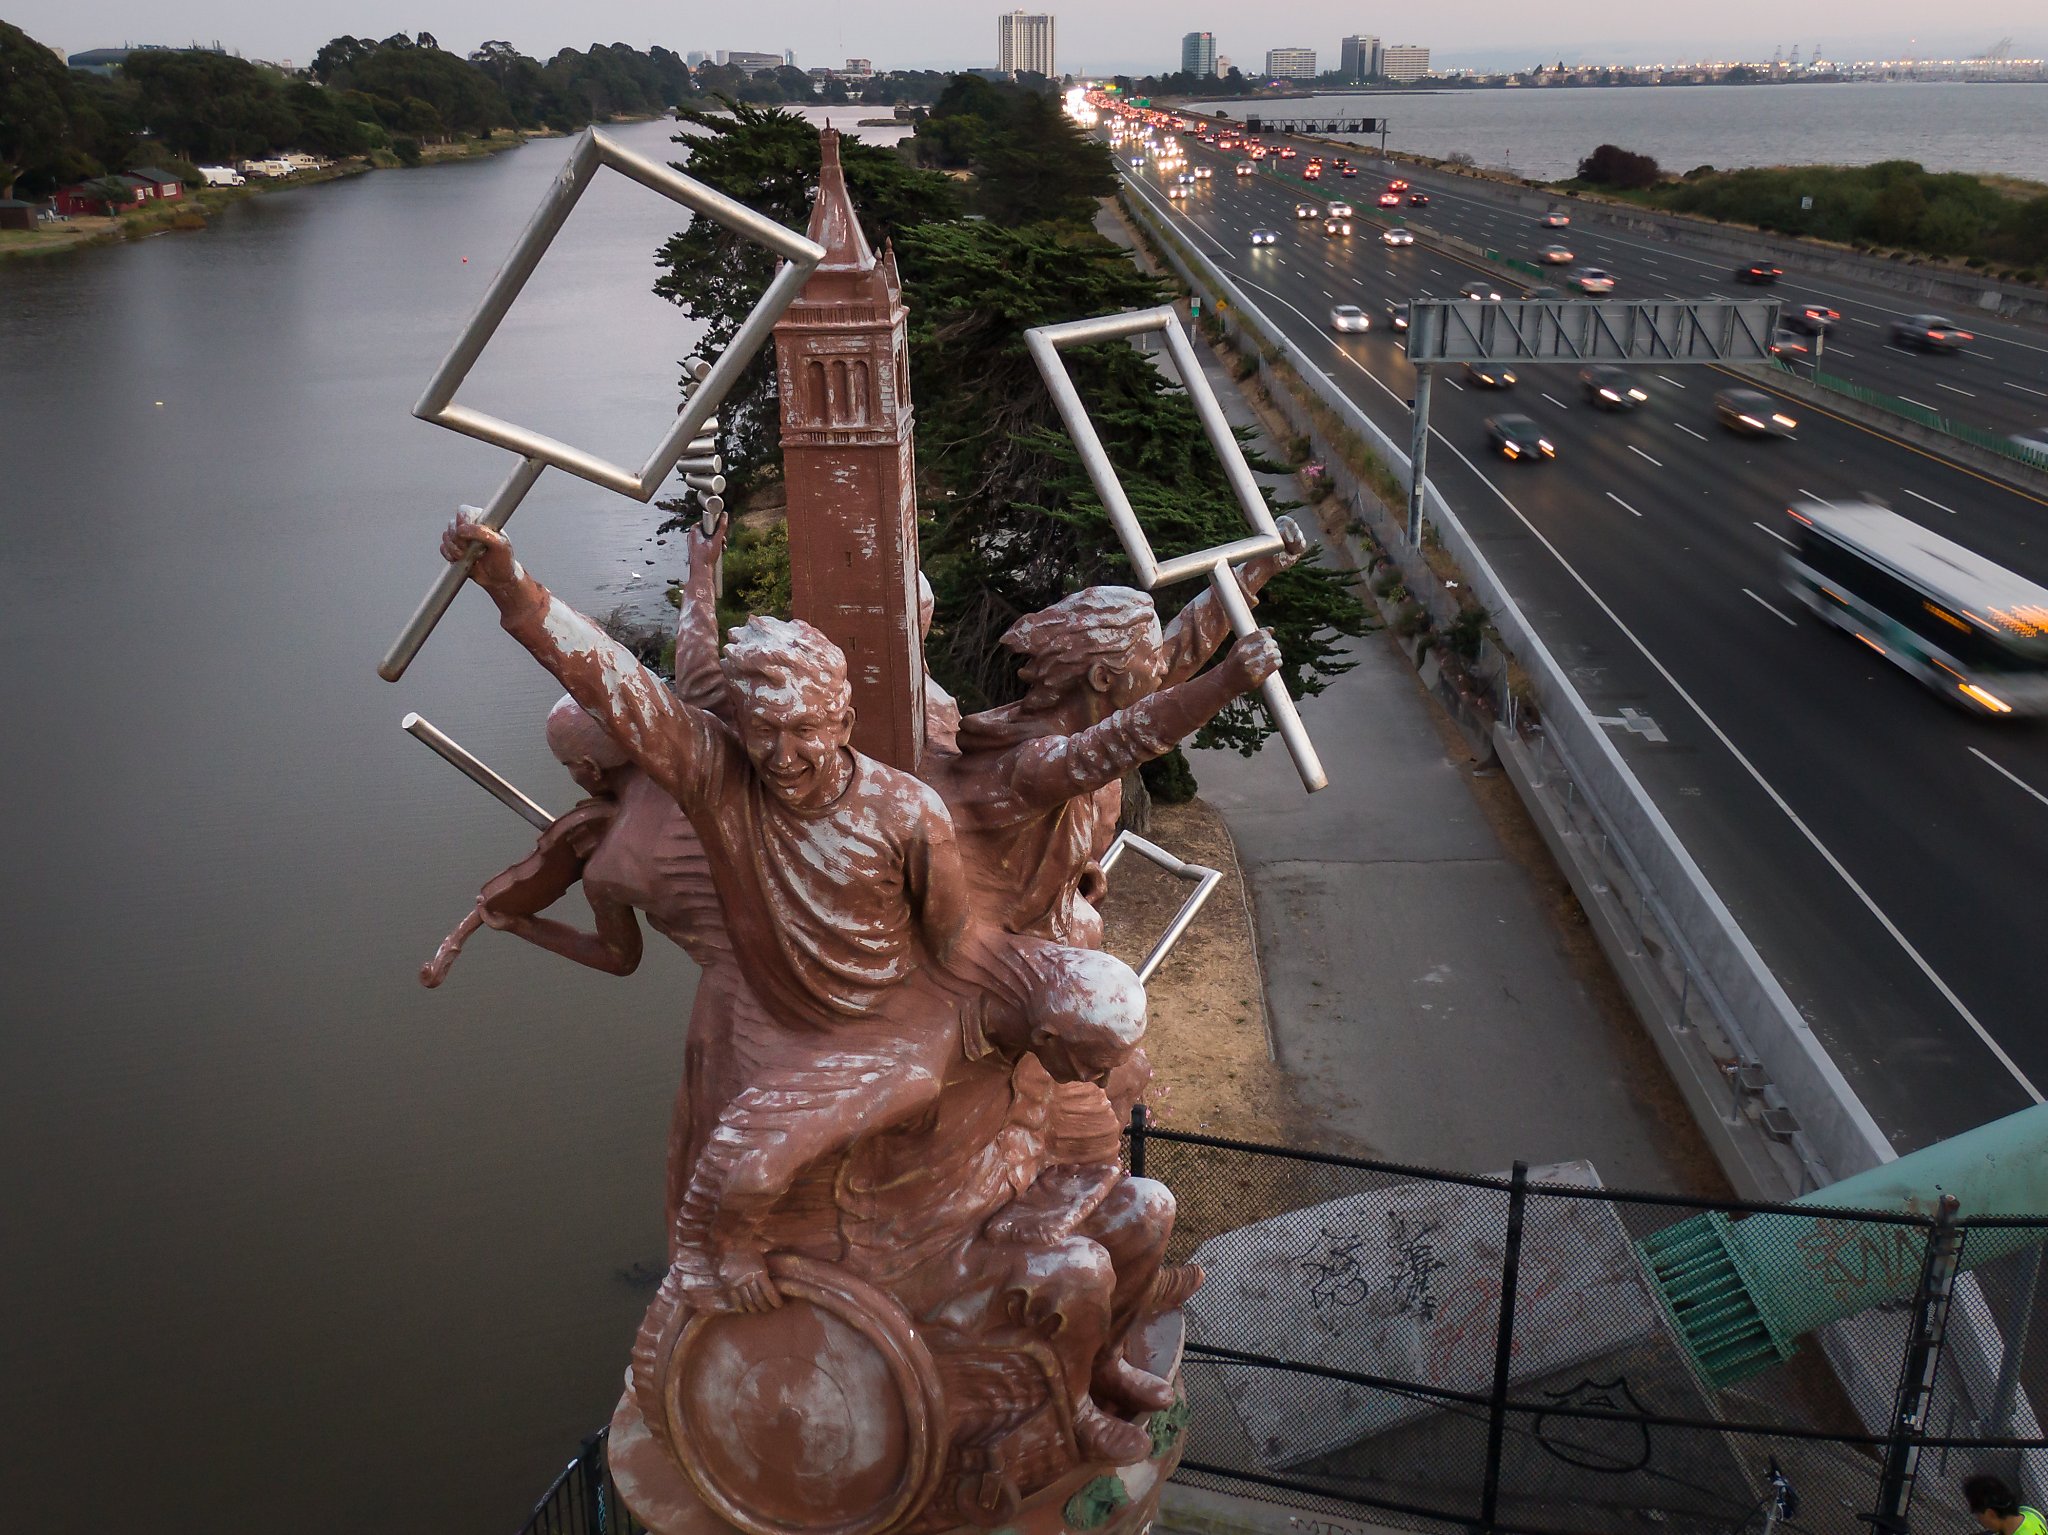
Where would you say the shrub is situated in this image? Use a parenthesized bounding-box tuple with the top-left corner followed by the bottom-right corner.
(1140, 747, 1198, 805)
(1443, 606, 1489, 663)
(1577, 143, 1661, 189)
(392, 136, 423, 166)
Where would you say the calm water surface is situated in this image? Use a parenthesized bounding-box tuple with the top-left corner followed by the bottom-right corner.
(0, 112, 896, 1533)
(1193, 80, 2048, 182)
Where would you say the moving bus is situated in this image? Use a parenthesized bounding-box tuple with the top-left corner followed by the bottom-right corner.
(1782, 499, 2048, 716)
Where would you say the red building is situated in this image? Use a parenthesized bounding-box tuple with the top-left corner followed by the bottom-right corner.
(53, 169, 184, 217)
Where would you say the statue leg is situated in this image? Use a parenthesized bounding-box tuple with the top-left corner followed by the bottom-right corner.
(1080, 1176, 1182, 1413)
(991, 1236, 1155, 1466)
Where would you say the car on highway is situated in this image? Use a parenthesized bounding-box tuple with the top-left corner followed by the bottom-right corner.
(1539, 244, 1574, 264)
(1304, 163, 1322, 180)
(1770, 328, 1812, 357)
(1166, 183, 1189, 201)
(1713, 388, 1797, 436)
(1571, 267, 1617, 294)
(1407, 192, 1431, 207)
(1128, 155, 1145, 168)
(1382, 226, 1415, 247)
(1783, 302, 1841, 335)
(1176, 172, 1195, 186)
(1891, 314, 1973, 350)
(1324, 215, 1354, 237)
(2010, 426, 2048, 461)
(1278, 146, 1297, 159)
(1294, 202, 1320, 218)
(1326, 201, 1354, 218)
(1580, 366, 1648, 410)
(1459, 280, 1504, 302)
(1734, 261, 1784, 284)
(1463, 361, 1519, 388)
(1486, 414, 1555, 461)
(1340, 164, 1359, 178)
(1384, 300, 1410, 332)
(1192, 165, 1212, 180)
(1782, 498, 2048, 715)
(1329, 304, 1372, 334)
(1521, 285, 1565, 301)
(1250, 228, 1280, 247)
(1235, 161, 1256, 177)
(1377, 191, 1401, 208)
(1388, 177, 1410, 191)
(1541, 209, 1571, 228)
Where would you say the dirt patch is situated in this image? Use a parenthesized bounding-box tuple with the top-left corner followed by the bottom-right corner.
(1098, 798, 1322, 1148)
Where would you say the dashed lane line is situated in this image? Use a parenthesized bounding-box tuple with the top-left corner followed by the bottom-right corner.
(1971, 748, 2048, 812)
(1900, 487, 1958, 515)
(1744, 588, 1799, 626)
(1629, 445, 1664, 467)
(1606, 492, 1643, 517)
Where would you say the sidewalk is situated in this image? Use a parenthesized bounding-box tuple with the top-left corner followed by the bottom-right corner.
(1158, 282, 1718, 1195)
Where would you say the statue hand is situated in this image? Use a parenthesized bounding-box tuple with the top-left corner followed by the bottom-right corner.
(986, 1201, 1082, 1247)
(1221, 628, 1283, 694)
(440, 515, 518, 593)
(715, 1247, 781, 1314)
(1239, 515, 1310, 597)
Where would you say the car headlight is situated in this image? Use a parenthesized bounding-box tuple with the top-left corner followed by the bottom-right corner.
(1738, 415, 1764, 429)
(1599, 388, 1621, 401)
(1772, 413, 1797, 428)
(1628, 389, 1647, 401)
(1538, 440, 1555, 456)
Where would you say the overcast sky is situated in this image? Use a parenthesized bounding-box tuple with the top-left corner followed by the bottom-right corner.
(12, 1, 2042, 74)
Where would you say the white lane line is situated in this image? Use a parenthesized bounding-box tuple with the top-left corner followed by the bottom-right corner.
(1541, 391, 1570, 410)
(1385, 268, 1397, 277)
(1849, 317, 1880, 327)
(1964, 349, 1996, 361)
(1628, 445, 1664, 467)
(1744, 587, 1799, 626)
(1884, 344, 1921, 357)
(1900, 487, 1959, 515)
(1898, 395, 1939, 412)
(1656, 374, 1687, 390)
(1674, 422, 1708, 442)
(1935, 382, 1977, 398)
(1429, 267, 1443, 275)
(1606, 492, 1642, 517)
(2008, 381, 2048, 400)
(1664, 292, 1684, 300)
(1446, 379, 1466, 392)
(1424, 432, 2045, 1104)
(1972, 748, 2048, 811)
(1797, 486, 1836, 506)
(1753, 519, 1796, 547)
(1826, 346, 1857, 358)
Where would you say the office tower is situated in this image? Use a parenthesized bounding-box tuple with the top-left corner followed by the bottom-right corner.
(1378, 44, 1430, 81)
(996, 12, 1057, 76)
(1263, 46, 1317, 80)
(1340, 34, 1381, 80)
(1181, 31, 1217, 76)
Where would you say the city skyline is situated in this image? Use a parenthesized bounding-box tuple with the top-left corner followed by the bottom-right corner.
(10, 1, 2041, 76)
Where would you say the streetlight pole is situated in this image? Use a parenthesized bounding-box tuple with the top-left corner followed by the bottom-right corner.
(1407, 366, 1434, 546)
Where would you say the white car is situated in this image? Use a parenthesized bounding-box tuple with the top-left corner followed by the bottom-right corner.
(1539, 244, 1574, 265)
(1293, 202, 1320, 219)
(1382, 227, 1415, 247)
(1329, 304, 1372, 333)
(1192, 165, 1212, 180)
(1542, 209, 1571, 228)
(1129, 155, 1144, 168)
(1166, 183, 1189, 201)
(1235, 161, 1256, 177)
(1250, 228, 1279, 247)
(1325, 202, 1354, 219)
(1573, 267, 1617, 294)
(1459, 280, 1504, 302)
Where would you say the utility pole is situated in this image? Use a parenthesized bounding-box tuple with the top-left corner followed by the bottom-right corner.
(1407, 367, 1433, 546)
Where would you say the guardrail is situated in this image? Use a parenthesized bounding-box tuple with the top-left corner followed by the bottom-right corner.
(1790, 361, 2048, 473)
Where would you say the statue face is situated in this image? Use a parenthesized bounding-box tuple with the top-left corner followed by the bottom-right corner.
(736, 692, 853, 811)
(1091, 633, 1169, 710)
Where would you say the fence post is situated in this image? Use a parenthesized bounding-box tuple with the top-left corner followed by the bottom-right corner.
(1476, 1161, 1529, 1535)
(1130, 1102, 1148, 1179)
(577, 1431, 606, 1533)
(1868, 1195, 1965, 1534)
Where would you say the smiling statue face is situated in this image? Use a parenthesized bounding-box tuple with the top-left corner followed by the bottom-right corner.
(737, 691, 853, 812)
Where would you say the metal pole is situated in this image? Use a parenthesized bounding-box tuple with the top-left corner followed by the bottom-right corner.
(1478, 1161, 1530, 1534)
(1407, 367, 1434, 547)
(1209, 557, 1329, 792)
(1130, 1103, 1148, 1179)
(401, 713, 556, 830)
(378, 454, 545, 682)
(1986, 1242, 2043, 1448)
(1870, 1194, 1965, 1535)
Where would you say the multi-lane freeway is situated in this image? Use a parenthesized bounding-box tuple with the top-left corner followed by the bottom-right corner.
(1105, 111, 2048, 1158)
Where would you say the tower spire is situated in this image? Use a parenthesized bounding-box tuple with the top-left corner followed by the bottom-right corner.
(807, 128, 875, 274)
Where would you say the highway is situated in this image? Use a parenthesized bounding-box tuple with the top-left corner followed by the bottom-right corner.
(1106, 116, 2048, 1160)
(1175, 116, 2048, 444)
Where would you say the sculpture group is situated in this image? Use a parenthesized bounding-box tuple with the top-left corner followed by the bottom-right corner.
(401, 127, 1316, 1535)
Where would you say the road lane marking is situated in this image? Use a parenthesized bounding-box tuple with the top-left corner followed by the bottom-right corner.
(1964, 350, 1995, 361)
(1606, 492, 1642, 517)
(1628, 445, 1663, 467)
(1744, 588, 1799, 625)
(1541, 392, 1570, 409)
(2008, 381, 2048, 399)
(1796, 486, 1835, 505)
(1898, 395, 1939, 412)
(1426, 433, 2045, 1103)
(1753, 520, 1796, 547)
(1850, 317, 1881, 327)
(1972, 748, 2048, 811)
(1824, 346, 1856, 358)
(1899, 487, 1959, 514)
(1656, 374, 1686, 389)
(1446, 379, 1465, 391)
(1935, 382, 1976, 397)
(1674, 423, 1708, 441)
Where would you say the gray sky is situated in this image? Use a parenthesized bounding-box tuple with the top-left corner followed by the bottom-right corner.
(13, 1, 2041, 74)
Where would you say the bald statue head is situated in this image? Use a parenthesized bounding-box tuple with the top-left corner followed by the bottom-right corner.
(1002, 587, 1167, 711)
(721, 616, 857, 812)
(1015, 946, 1148, 1087)
(547, 693, 632, 796)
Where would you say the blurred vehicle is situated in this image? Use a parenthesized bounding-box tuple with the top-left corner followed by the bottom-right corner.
(1177, 172, 1195, 186)
(1521, 284, 1564, 300)
(1278, 146, 1297, 159)
(1714, 388, 1797, 435)
(1384, 300, 1410, 332)
(1572, 267, 1617, 294)
(1166, 183, 1189, 201)
(1459, 280, 1504, 302)
(1326, 201, 1354, 218)
(1129, 155, 1145, 168)
(1294, 202, 1320, 219)
(1329, 304, 1372, 333)
(1539, 244, 1574, 264)
(1250, 227, 1280, 247)
(1235, 161, 1256, 177)
(1382, 226, 1415, 247)
(1782, 498, 2048, 714)
(1580, 366, 1647, 410)
(1304, 164, 1322, 179)
(1340, 164, 1359, 178)
(1770, 328, 1811, 357)
(1891, 315, 1973, 350)
(1324, 215, 1354, 236)
(1408, 192, 1431, 206)
(2008, 426, 2048, 460)
(1192, 165, 1212, 180)
(1486, 414, 1555, 461)
(1389, 177, 1410, 191)
(1734, 261, 1784, 284)
(1541, 209, 1571, 227)
(1378, 191, 1401, 208)
(1783, 302, 1840, 335)
(1463, 362, 1519, 388)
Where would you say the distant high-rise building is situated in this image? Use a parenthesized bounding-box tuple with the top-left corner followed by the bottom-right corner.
(1340, 34, 1381, 81)
(1216, 53, 1235, 75)
(784, 48, 797, 67)
(723, 49, 784, 74)
(996, 11, 1056, 77)
(1263, 46, 1316, 80)
(1378, 43, 1430, 81)
(843, 57, 874, 76)
(1181, 31, 1217, 77)
(686, 49, 709, 66)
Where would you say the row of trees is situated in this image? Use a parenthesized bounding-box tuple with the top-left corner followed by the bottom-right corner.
(652, 84, 1367, 759)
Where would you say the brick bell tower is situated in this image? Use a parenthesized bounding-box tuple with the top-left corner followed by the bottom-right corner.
(774, 128, 926, 773)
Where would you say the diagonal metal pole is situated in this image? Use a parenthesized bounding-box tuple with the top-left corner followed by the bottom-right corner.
(401, 713, 556, 830)
(378, 455, 545, 682)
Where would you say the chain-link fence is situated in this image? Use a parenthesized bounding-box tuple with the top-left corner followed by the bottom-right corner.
(517, 1121, 2048, 1535)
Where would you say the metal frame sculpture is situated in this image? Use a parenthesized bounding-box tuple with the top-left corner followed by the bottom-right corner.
(1024, 307, 1329, 791)
(378, 128, 825, 682)
(1097, 831, 1223, 986)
